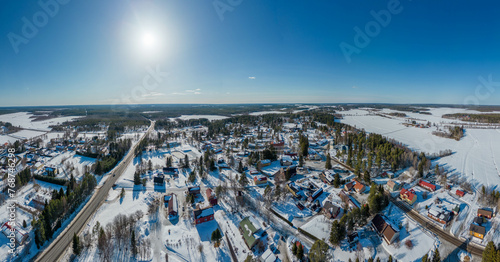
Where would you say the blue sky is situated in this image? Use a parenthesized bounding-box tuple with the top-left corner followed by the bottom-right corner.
(1, 0, 500, 106)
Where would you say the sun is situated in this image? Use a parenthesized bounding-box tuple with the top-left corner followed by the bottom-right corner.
(141, 31, 157, 50)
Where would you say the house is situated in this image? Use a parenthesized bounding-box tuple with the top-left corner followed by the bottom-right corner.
(260, 248, 278, 262)
(469, 224, 486, 240)
(353, 182, 366, 194)
(428, 206, 452, 224)
(259, 159, 271, 167)
(323, 201, 341, 219)
(418, 180, 436, 191)
(193, 207, 214, 225)
(319, 170, 335, 185)
(206, 188, 218, 206)
(188, 186, 201, 195)
(163, 167, 179, 178)
(286, 182, 300, 197)
(473, 216, 484, 225)
(308, 188, 323, 202)
(371, 214, 400, 244)
(153, 174, 164, 185)
(400, 188, 417, 205)
(344, 181, 355, 192)
(477, 208, 493, 219)
(280, 155, 293, 166)
(254, 176, 268, 186)
(167, 194, 178, 220)
(1, 222, 28, 245)
(456, 189, 466, 197)
(386, 180, 401, 191)
(164, 194, 172, 207)
(239, 216, 265, 250)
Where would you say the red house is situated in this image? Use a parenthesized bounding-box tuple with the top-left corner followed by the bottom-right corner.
(206, 188, 218, 206)
(418, 180, 436, 192)
(193, 207, 214, 225)
(456, 189, 465, 197)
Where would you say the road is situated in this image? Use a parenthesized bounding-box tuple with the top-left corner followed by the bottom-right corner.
(390, 197, 484, 256)
(35, 121, 155, 262)
(330, 156, 485, 257)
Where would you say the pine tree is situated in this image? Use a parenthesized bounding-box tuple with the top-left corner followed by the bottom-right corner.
(432, 247, 440, 262)
(292, 242, 297, 255)
(325, 153, 332, 169)
(238, 160, 243, 173)
(134, 171, 141, 185)
(333, 173, 341, 188)
(120, 188, 125, 199)
(297, 244, 304, 260)
(131, 230, 137, 257)
(72, 232, 81, 255)
(422, 254, 429, 262)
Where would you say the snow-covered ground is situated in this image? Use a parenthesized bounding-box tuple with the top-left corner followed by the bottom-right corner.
(381, 203, 436, 262)
(174, 115, 229, 121)
(248, 111, 286, 116)
(340, 108, 500, 188)
(299, 215, 331, 240)
(0, 112, 81, 131)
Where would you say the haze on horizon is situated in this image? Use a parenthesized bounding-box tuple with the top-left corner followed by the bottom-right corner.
(1, 0, 500, 107)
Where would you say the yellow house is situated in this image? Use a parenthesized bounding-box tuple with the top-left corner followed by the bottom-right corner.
(469, 224, 485, 239)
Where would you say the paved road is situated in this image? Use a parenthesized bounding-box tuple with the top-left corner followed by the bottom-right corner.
(330, 156, 485, 257)
(35, 121, 155, 262)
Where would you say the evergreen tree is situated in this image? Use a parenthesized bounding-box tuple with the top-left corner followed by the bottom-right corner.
(296, 244, 304, 260)
(333, 173, 341, 188)
(432, 247, 440, 262)
(292, 242, 297, 255)
(72, 232, 81, 255)
(238, 160, 243, 173)
(134, 171, 141, 185)
(309, 239, 329, 262)
(131, 230, 137, 257)
(120, 187, 125, 199)
(325, 153, 332, 169)
(422, 254, 428, 262)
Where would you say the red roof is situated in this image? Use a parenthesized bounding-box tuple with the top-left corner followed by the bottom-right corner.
(419, 180, 436, 191)
(254, 176, 267, 182)
(456, 189, 465, 197)
(400, 188, 416, 201)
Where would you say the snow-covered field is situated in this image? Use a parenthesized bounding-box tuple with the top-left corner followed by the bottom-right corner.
(248, 111, 286, 116)
(0, 112, 81, 131)
(299, 215, 331, 240)
(340, 108, 500, 188)
(173, 115, 229, 121)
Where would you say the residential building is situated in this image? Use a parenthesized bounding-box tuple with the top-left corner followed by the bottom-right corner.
(386, 180, 401, 191)
(400, 188, 417, 205)
(323, 201, 341, 219)
(477, 208, 493, 219)
(418, 180, 436, 191)
(253, 176, 268, 186)
(371, 214, 400, 244)
(206, 188, 218, 206)
(469, 224, 486, 240)
(239, 216, 265, 250)
(193, 207, 214, 225)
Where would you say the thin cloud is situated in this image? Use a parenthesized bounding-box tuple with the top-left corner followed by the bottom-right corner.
(142, 92, 165, 97)
(248, 77, 256, 80)
(352, 86, 358, 89)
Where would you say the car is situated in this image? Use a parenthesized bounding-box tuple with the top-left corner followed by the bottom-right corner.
(182, 207, 185, 212)
(113, 174, 115, 177)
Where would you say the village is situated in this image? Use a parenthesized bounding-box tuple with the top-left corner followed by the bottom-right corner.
(0, 107, 499, 262)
